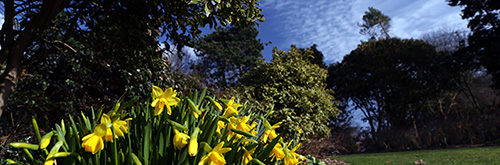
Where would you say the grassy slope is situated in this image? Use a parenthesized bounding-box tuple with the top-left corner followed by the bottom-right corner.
(333, 146, 500, 165)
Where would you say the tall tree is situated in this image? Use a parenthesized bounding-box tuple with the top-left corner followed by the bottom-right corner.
(358, 7, 392, 39)
(191, 25, 264, 88)
(0, 0, 264, 117)
(448, 0, 500, 88)
(327, 38, 454, 149)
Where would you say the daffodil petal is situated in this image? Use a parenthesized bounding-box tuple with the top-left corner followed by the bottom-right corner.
(152, 86, 164, 98)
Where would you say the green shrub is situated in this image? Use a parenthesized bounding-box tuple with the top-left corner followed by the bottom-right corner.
(238, 45, 339, 139)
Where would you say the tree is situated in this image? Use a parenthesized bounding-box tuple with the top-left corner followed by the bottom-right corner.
(327, 38, 455, 149)
(191, 25, 264, 88)
(421, 27, 469, 54)
(238, 45, 339, 139)
(421, 27, 500, 146)
(298, 44, 327, 69)
(0, 0, 264, 117)
(358, 7, 391, 39)
(448, 0, 500, 88)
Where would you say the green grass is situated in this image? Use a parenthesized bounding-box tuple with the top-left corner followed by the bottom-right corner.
(332, 146, 500, 165)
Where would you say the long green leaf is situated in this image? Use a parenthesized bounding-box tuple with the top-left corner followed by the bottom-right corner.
(130, 153, 142, 165)
(55, 124, 69, 150)
(22, 148, 35, 164)
(198, 88, 207, 107)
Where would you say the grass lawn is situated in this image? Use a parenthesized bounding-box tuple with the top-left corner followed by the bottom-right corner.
(332, 146, 500, 165)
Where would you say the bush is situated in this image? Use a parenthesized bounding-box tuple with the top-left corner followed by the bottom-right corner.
(238, 45, 339, 139)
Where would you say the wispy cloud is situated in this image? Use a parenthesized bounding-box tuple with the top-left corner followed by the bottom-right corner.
(259, 0, 467, 63)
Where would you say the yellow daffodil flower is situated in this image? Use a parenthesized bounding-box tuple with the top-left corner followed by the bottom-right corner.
(284, 155, 300, 165)
(81, 123, 107, 154)
(262, 122, 282, 143)
(227, 116, 256, 140)
(295, 126, 303, 134)
(284, 142, 300, 165)
(101, 114, 114, 142)
(151, 86, 180, 116)
(223, 97, 242, 117)
(112, 118, 131, 137)
(242, 146, 257, 165)
(104, 128, 114, 142)
(237, 116, 254, 132)
(100, 113, 131, 142)
(82, 133, 104, 154)
(198, 142, 232, 165)
(173, 129, 190, 150)
(216, 121, 226, 136)
(270, 142, 285, 161)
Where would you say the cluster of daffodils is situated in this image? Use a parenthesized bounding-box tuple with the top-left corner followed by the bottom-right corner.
(81, 113, 131, 154)
(8, 86, 307, 165)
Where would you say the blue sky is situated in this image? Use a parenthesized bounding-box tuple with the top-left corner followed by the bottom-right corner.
(257, 0, 468, 64)
(0, 0, 467, 64)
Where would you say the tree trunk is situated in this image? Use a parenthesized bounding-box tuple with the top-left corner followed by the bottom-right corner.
(0, 0, 70, 118)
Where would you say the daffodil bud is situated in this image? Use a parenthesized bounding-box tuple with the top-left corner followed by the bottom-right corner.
(6, 159, 19, 164)
(9, 142, 39, 150)
(32, 116, 41, 143)
(52, 152, 77, 158)
(187, 98, 201, 118)
(207, 97, 223, 111)
(40, 131, 55, 149)
(188, 127, 200, 156)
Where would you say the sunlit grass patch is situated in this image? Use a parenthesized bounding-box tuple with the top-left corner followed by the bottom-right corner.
(333, 146, 500, 165)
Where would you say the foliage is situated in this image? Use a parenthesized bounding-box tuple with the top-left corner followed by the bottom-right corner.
(334, 146, 500, 165)
(327, 38, 456, 150)
(191, 25, 264, 88)
(448, 0, 500, 88)
(421, 72, 500, 147)
(1, 0, 265, 142)
(0, 0, 265, 118)
(297, 44, 327, 69)
(419, 27, 500, 149)
(304, 155, 326, 165)
(238, 45, 339, 139)
(6, 86, 307, 165)
(358, 7, 391, 39)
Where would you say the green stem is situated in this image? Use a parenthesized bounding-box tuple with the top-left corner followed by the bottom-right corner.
(111, 126, 119, 165)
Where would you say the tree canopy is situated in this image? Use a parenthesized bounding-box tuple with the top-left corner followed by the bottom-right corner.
(328, 38, 455, 149)
(191, 25, 264, 88)
(358, 7, 391, 39)
(448, 0, 500, 88)
(0, 0, 264, 117)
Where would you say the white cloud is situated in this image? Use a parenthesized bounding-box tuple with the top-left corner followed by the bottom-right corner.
(260, 0, 468, 63)
(0, 14, 3, 27)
